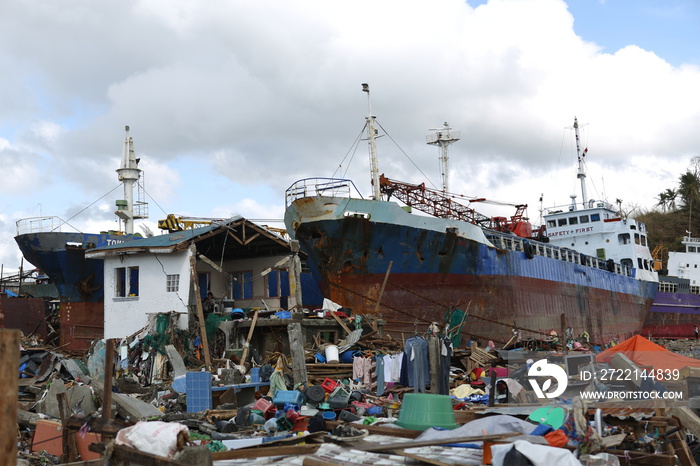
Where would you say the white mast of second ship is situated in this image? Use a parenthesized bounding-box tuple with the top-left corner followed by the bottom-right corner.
(362, 83, 382, 200)
(427, 122, 460, 193)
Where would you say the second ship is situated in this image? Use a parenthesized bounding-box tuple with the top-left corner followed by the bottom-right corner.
(284, 85, 659, 345)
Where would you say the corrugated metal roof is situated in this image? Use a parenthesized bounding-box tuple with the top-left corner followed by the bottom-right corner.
(86, 216, 294, 263)
(87, 216, 242, 254)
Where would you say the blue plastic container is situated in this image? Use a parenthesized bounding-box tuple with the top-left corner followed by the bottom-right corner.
(272, 390, 304, 408)
(339, 350, 360, 363)
(250, 367, 261, 383)
(283, 403, 300, 412)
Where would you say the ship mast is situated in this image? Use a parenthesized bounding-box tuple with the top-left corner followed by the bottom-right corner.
(362, 83, 382, 200)
(574, 117, 588, 208)
(115, 126, 145, 234)
(426, 122, 460, 193)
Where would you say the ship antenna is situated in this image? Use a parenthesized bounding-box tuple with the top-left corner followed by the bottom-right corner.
(427, 122, 460, 193)
(362, 83, 382, 200)
(574, 117, 588, 208)
(115, 125, 142, 234)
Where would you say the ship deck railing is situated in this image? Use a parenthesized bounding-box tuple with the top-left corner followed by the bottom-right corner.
(486, 232, 634, 277)
(285, 178, 364, 206)
(658, 281, 700, 295)
(682, 236, 700, 245)
(16, 216, 66, 235)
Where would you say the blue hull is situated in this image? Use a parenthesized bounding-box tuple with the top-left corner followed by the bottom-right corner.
(286, 196, 657, 344)
(14, 232, 136, 302)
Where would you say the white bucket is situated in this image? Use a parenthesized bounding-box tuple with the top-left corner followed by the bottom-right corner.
(325, 345, 339, 363)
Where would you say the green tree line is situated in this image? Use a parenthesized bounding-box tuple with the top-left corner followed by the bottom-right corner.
(636, 156, 700, 259)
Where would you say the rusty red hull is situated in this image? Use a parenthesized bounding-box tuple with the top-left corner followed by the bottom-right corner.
(323, 272, 652, 345)
(0, 297, 48, 341)
(60, 300, 103, 351)
(642, 291, 700, 339)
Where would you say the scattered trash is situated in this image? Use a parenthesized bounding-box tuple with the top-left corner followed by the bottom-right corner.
(10, 311, 700, 465)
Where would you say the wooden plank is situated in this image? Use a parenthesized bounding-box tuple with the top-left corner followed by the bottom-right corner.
(241, 309, 259, 365)
(670, 406, 700, 438)
(328, 310, 352, 335)
(288, 322, 308, 386)
(0, 330, 20, 464)
(668, 430, 696, 466)
(66, 414, 127, 436)
(372, 261, 393, 325)
(211, 444, 320, 460)
(325, 420, 421, 439)
(301, 458, 339, 466)
(353, 432, 521, 453)
(396, 451, 451, 466)
(57, 392, 78, 463)
(102, 338, 115, 428)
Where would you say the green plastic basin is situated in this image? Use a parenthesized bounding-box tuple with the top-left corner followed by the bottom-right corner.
(395, 393, 458, 431)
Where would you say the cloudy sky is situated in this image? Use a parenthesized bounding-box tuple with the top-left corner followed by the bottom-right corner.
(2, 0, 700, 273)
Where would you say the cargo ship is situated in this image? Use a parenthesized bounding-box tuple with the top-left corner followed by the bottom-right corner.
(14, 126, 147, 349)
(642, 235, 700, 338)
(284, 85, 658, 345)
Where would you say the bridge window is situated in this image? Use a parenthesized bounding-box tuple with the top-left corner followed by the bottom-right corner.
(618, 233, 631, 245)
(569, 217, 578, 225)
(591, 214, 601, 222)
(580, 215, 589, 223)
(558, 218, 568, 227)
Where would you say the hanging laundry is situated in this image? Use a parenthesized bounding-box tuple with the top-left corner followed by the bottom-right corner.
(375, 355, 385, 396)
(352, 356, 372, 387)
(404, 336, 429, 393)
(439, 336, 454, 395)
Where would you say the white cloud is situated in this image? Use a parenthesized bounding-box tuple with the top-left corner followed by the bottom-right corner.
(1, 0, 700, 267)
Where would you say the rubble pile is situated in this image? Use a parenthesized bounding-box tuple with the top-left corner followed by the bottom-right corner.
(10, 311, 700, 465)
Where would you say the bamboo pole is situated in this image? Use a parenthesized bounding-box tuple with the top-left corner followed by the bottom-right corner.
(189, 246, 212, 370)
(240, 309, 259, 367)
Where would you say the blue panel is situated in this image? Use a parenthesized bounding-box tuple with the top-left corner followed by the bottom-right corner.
(129, 267, 139, 296)
(186, 371, 212, 413)
(198, 273, 209, 299)
(268, 271, 279, 297)
(243, 271, 253, 299)
(300, 273, 323, 307)
(280, 270, 290, 297)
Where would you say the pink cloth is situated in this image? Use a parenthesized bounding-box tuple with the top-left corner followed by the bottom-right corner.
(352, 356, 372, 386)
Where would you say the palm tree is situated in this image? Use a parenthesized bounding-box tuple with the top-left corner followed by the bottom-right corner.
(656, 191, 669, 212)
(665, 188, 678, 212)
(678, 171, 700, 210)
